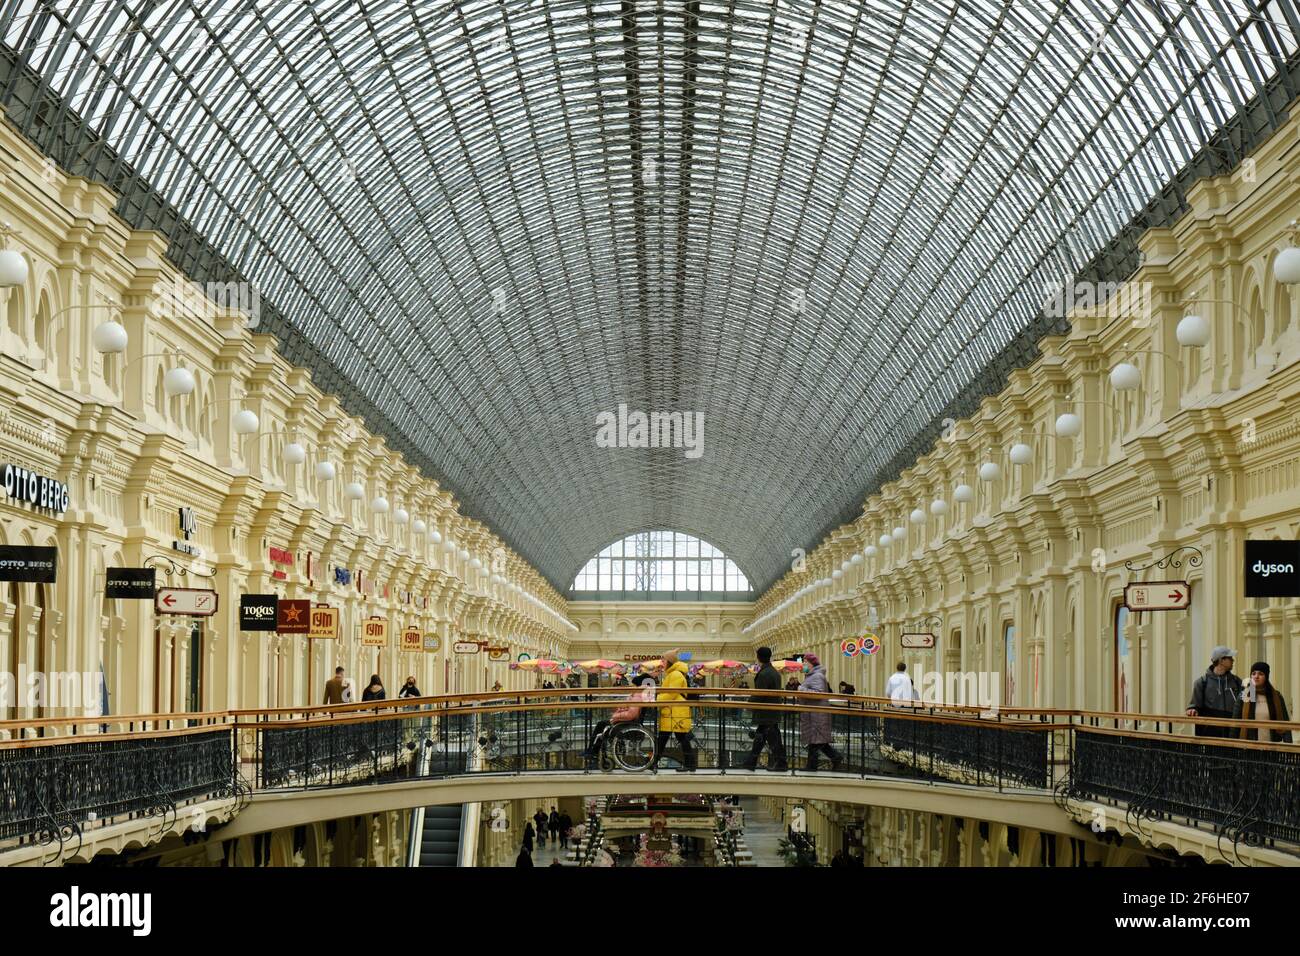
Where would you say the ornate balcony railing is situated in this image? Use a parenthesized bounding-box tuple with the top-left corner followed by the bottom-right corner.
(2, 690, 1298, 862)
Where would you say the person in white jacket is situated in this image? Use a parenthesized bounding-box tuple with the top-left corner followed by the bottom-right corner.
(884, 663, 918, 705)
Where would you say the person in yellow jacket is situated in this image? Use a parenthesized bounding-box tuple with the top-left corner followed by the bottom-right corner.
(651, 651, 697, 771)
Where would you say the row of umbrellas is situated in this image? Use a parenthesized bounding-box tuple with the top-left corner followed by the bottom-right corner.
(508, 658, 805, 677)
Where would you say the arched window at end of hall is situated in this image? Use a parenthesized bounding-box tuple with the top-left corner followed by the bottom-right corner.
(570, 531, 751, 596)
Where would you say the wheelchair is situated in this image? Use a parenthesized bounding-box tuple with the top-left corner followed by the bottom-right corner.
(588, 713, 657, 772)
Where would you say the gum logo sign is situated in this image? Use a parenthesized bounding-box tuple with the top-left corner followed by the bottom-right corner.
(401, 628, 422, 651)
(361, 617, 388, 647)
(309, 605, 338, 640)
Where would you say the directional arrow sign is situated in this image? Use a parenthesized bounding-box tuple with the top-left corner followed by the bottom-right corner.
(1124, 580, 1190, 612)
(155, 587, 219, 617)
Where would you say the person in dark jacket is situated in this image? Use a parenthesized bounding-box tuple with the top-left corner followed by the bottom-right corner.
(397, 676, 421, 698)
(533, 808, 548, 847)
(1187, 647, 1242, 737)
(361, 674, 386, 701)
(548, 807, 561, 843)
(558, 811, 573, 849)
(838, 681, 856, 696)
(742, 647, 788, 771)
(1232, 662, 1293, 743)
(522, 821, 535, 853)
(515, 845, 533, 867)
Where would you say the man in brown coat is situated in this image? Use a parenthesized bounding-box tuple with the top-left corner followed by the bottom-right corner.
(323, 666, 346, 705)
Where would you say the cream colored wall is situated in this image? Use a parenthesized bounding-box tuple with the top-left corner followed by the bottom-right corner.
(0, 115, 573, 723)
(750, 107, 1300, 714)
(565, 600, 755, 670)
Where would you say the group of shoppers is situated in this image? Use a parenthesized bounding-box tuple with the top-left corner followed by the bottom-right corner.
(743, 647, 843, 771)
(516, 806, 573, 866)
(322, 668, 423, 704)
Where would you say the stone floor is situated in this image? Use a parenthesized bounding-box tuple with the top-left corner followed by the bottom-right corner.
(738, 797, 788, 867)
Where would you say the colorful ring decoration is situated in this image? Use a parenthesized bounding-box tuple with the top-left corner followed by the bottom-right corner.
(841, 637, 861, 657)
(861, 633, 881, 655)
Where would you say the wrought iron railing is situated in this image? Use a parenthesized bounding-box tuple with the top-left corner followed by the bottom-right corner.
(3, 689, 1299, 861)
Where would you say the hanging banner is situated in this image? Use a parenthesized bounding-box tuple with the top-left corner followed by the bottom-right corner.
(361, 616, 388, 647)
(401, 627, 422, 652)
(309, 604, 339, 640)
(487, 647, 510, 662)
(277, 599, 310, 635)
(0, 545, 57, 583)
(423, 633, 441, 653)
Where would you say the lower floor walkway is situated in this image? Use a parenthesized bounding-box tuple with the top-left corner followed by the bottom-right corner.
(739, 797, 787, 867)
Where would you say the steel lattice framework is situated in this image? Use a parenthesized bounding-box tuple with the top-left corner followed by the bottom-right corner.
(1, 0, 1298, 593)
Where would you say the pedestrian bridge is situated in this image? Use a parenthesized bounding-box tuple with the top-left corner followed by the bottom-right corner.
(2, 689, 1297, 866)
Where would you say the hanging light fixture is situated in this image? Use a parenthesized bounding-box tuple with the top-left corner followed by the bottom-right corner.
(930, 499, 949, 516)
(1110, 362, 1141, 391)
(283, 442, 307, 465)
(92, 320, 129, 353)
(1175, 314, 1211, 347)
(865, 544, 878, 558)
(953, 483, 974, 503)
(458, 548, 470, 561)
(1009, 443, 1033, 465)
(850, 553, 863, 565)
(393, 507, 409, 524)
(1055, 413, 1082, 437)
(344, 481, 365, 500)
(1273, 245, 1300, 284)
(371, 496, 389, 513)
(232, 409, 259, 435)
(878, 533, 892, 547)
(163, 366, 196, 397)
(0, 229, 28, 287)
(431, 529, 442, 543)
(315, 461, 336, 481)
(909, 508, 926, 524)
(978, 461, 1001, 482)
(891, 526, 906, 541)
(412, 519, 427, 535)
(831, 569, 843, 580)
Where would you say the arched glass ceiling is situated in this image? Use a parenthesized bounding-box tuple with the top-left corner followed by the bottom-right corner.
(572, 529, 751, 593)
(2, 1, 1297, 593)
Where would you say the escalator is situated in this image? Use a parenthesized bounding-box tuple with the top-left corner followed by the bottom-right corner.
(415, 805, 463, 867)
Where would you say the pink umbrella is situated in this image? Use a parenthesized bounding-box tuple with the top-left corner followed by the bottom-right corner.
(509, 658, 567, 673)
(572, 659, 627, 675)
(771, 659, 805, 672)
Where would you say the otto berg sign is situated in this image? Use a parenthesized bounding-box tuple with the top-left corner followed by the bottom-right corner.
(2, 464, 69, 514)
(0, 545, 57, 583)
(106, 567, 156, 600)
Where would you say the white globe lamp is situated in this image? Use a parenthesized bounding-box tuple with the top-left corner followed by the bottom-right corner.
(1009, 443, 1033, 465)
(891, 526, 906, 541)
(393, 507, 409, 524)
(1110, 363, 1141, 391)
(370, 496, 389, 513)
(315, 461, 336, 482)
(930, 498, 949, 516)
(953, 483, 974, 503)
(1055, 412, 1082, 438)
(283, 442, 307, 465)
(1176, 314, 1211, 348)
(0, 248, 28, 287)
(92, 320, 129, 353)
(232, 409, 259, 435)
(1274, 247, 1300, 284)
(344, 481, 364, 500)
(163, 366, 195, 397)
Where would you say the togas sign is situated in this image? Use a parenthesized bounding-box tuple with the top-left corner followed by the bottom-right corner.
(2, 464, 69, 515)
(240, 594, 278, 631)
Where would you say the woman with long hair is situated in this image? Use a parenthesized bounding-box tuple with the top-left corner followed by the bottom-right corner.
(1232, 662, 1293, 743)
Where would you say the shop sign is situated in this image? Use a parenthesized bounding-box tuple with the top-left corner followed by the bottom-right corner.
(173, 506, 202, 557)
(106, 567, 156, 600)
(423, 634, 441, 653)
(900, 632, 936, 649)
(361, 616, 388, 647)
(277, 599, 310, 635)
(240, 594, 278, 631)
(1244, 540, 1300, 598)
(157, 587, 218, 617)
(401, 628, 422, 652)
(269, 546, 293, 581)
(1, 464, 69, 515)
(0, 545, 57, 583)
(334, 566, 351, 586)
(309, 604, 338, 640)
(487, 647, 510, 662)
(453, 641, 480, 654)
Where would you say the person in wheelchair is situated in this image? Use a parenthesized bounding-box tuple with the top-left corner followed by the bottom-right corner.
(583, 673, 655, 759)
